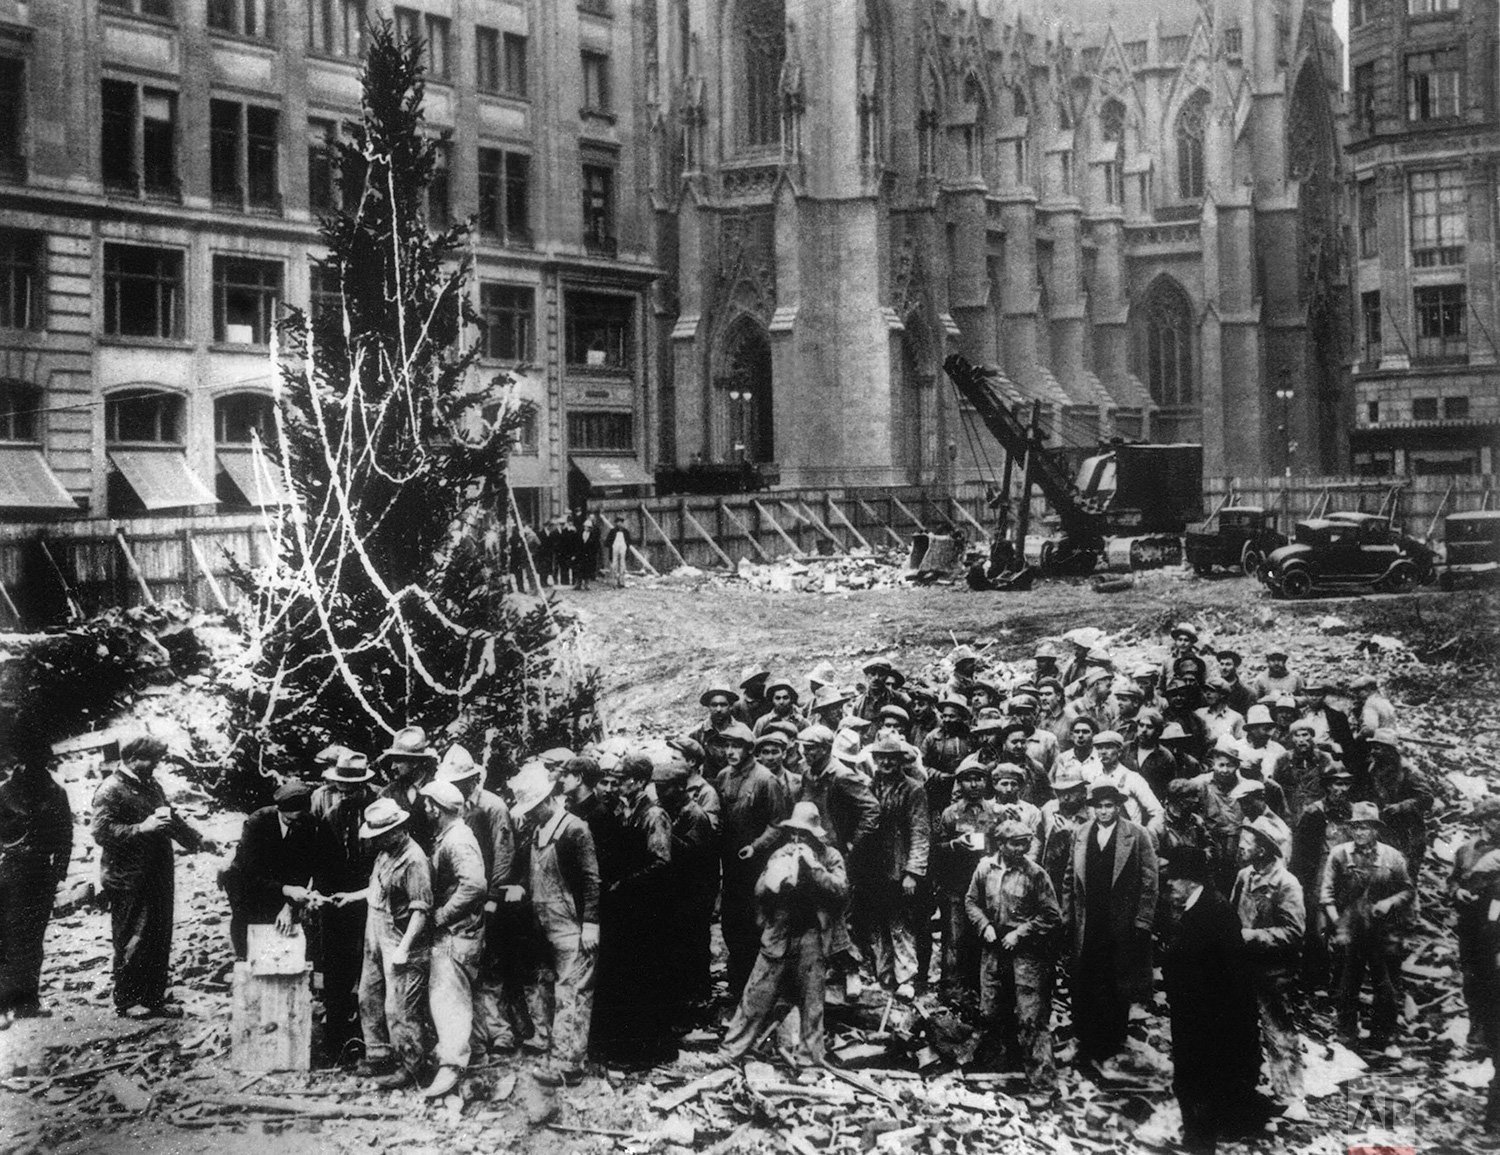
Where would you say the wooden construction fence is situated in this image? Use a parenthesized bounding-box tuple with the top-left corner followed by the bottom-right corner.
(0, 474, 1490, 626)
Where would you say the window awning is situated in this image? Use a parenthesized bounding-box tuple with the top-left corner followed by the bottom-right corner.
(0, 448, 78, 511)
(109, 450, 218, 510)
(569, 455, 653, 490)
(217, 449, 292, 507)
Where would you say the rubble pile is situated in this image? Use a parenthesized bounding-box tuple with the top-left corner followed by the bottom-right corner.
(727, 551, 913, 595)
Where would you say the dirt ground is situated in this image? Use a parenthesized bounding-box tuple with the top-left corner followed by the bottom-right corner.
(3, 567, 1498, 1154)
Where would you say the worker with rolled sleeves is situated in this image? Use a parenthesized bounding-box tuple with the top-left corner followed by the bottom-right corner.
(935, 757, 1004, 1003)
(719, 802, 849, 1066)
(965, 818, 1063, 1094)
(417, 780, 486, 1099)
(511, 759, 600, 1082)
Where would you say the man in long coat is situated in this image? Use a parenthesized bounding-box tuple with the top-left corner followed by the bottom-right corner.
(1062, 781, 1157, 1071)
(0, 741, 72, 1020)
(92, 733, 212, 1018)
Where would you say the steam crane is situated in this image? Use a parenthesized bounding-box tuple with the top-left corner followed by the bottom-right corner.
(943, 353, 1204, 579)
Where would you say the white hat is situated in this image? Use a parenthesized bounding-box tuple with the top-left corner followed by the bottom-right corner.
(436, 745, 482, 782)
(419, 780, 465, 812)
(510, 760, 555, 816)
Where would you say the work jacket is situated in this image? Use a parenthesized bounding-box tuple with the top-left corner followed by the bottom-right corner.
(1231, 860, 1305, 978)
(868, 770, 930, 882)
(964, 854, 1062, 956)
(753, 839, 849, 957)
(1319, 840, 1413, 937)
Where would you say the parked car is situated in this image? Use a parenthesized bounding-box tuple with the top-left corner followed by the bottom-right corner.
(1436, 510, 1500, 590)
(1323, 511, 1438, 584)
(1260, 517, 1437, 598)
(1184, 505, 1286, 576)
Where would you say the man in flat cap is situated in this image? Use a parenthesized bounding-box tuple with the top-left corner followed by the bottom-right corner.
(1289, 765, 1355, 992)
(860, 736, 930, 996)
(1063, 781, 1158, 1074)
(1197, 679, 1246, 745)
(1232, 823, 1308, 1119)
(935, 759, 1003, 1002)
(666, 735, 721, 833)
(1092, 730, 1163, 830)
(1449, 797, 1500, 1058)
(1366, 729, 1433, 876)
(223, 780, 329, 961)
(755, 731, 800, 796)
(855, 659, 911, 724)
(966, 818, 1062, 1094)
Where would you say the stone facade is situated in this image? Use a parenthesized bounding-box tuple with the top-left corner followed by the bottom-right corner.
(1345, 0, 1500, 477)
(0, 0, 658, 522)
(651, 0, 1350, 486)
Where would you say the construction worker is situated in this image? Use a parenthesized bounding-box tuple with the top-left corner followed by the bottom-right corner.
(862, 735, 930, 995)
(935, 759, 1003, 1002)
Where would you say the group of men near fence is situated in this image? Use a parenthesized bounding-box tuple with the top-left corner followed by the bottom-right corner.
(505, 513, 634, 593)
(2, 621, 1499, 1149)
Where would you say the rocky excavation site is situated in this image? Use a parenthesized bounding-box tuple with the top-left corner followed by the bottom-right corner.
(1, 562, 1496, 1155)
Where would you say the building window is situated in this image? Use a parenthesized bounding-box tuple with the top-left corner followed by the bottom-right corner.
(394, 11, 448, 79)
(1367, 400, 1380, 424)
(477, 148, 531, 246)
(567, 411, 634, 452)
(916, 109, 939, 177)
(102, 81, 178, 197)
(306, 0, 364, 57)
(581, 50, 610, 112)
(739, 0, 785, 149)
(208, 0, 273, 39)
(1409, 0, 1459, 13)
(476, 26, 501, 92)
(215, 392, 277, 445)
(1135, 278, 1195, 405)
(579, 0, 610, 14)
(211, 99, 280, 211)
(1352, 0, 1377, 25)
(1013, 139, 1029, 185)
(565, 291, 632, 370)
(581, 163, 615, 255)
(0, 382, 39, 442)
(1412, 396, 1439, 420)
(1058, 152, 1073, 196)
(102, 0, 174, 17)
(427, 141, 450, 229)
(107, 389, 182, 443)
(1409, 169, 1465, 266)
(104, 244, 183, 339)
(1175, 91, 1209, 200)
(1353, 63, 1377, 134)
(1407, 48, 1462, 121)
(0, 231, 42, 331)
(503, 33, 529, 97)
(1358, 180, 1378, 258)
(1222, 26, 1243, 54)
(393, 8, 418, 47)
(1413, 283, 1466, 360)
(309, 263, 341, 325)
(0, 57, 24, 182)
(308, 118, 338, 212)
(213, 257, 282, 346)
(1444, 395, 1469, 419)
(1361, 290, 1382, 363)
(478, 284, 534, 362)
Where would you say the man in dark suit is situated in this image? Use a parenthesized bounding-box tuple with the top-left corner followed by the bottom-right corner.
(1062, 781, 1158, 1073)
(1162, 846, 1268, 1153)
(223, 781, 329, 960)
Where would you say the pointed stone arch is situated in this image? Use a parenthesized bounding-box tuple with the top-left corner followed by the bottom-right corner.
(1131, 275, 1198, 408)
(1172, 88, 1212, 200)
(711, 312, 774, 463)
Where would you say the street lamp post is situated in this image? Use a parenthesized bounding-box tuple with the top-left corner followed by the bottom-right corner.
(728, 388, 750, 462)
(1274, 382, 1296, 480)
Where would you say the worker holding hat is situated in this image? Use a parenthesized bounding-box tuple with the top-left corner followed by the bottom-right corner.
(222, 780, 326, 962)
(1319, 802, 1414, 1051)
(417, 780, 486, 1098)
(965, 818, 1062, 1092)
(349, 797, 433, 1090)
(720, 802, 849, 1066)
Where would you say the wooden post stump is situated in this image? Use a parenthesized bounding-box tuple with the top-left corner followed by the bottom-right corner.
(231, 926, 313, 1072)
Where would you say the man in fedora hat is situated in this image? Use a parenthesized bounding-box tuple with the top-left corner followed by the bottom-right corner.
(1276, 719, 1332, 826)
(379, 726, 440, 853)
(221, 781, 328, 961)
(754, 680, 804, 737)
(809, 684, 853, 732)
(716, 721, 792, 998)
(719, 801, 849, 1066)
(1232, 823, 1308, 1119)
(734, 666, 773, 728)
(1319, 801, 1414, 1051)
(691, 687, 740, 774)
(1040, 763, 1090, 906)
(651, 749, 718, 1025)
(512, 759, 600, 1081)
(922, 694, 975, 782)
(417, 780, 486, 1099)
(1063, 781, 1158, 1073)
(347, 797, 433, 1089)
(435, 745, 524, 1058)
(855, 659, 910, 724)
(311, 750, 378, 1061)
(861, 736, 930, 995)
(966, 818, 1062, 1094)
(1289, 765, 1356, 992)
(936, 758, 1004, 1002)
(1239, 705, 1289, 796)
(1450, 797, 1500, 1059)
(1231, 779, 1291, 861)
(1160, 720, 1204, 781)
(1366, 729, 1433, 875)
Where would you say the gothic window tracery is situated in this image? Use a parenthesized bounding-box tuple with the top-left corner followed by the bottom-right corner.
(1176, 91, 1209, 199)
(1135, 278, 1196, 405)
(737, 0, 785, 150)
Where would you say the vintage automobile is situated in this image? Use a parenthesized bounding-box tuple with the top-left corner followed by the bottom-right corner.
(1184, 505, 1287, 576)
(1260, 517, 1438, 598)
(1436, 510, 1500, 589)
(1324, 511, 1439, 584)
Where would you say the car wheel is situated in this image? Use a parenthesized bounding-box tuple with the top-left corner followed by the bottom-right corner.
(1240, 545, 1265, 577)
(1382, 562, 1418, 594)
(1280, 569, 1313, 599)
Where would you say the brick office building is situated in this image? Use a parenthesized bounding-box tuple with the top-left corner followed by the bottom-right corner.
(651, 0, 1351, 486)
(0, 0, 659, 524)
(1346, 0, 1500, 477)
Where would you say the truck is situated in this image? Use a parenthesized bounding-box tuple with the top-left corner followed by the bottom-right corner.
(942, 354, 1204, 578)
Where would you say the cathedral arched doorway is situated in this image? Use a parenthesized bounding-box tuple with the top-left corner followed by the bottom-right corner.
(714, 318, 774, 463)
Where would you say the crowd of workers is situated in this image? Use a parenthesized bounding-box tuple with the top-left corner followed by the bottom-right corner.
(0, 621, 1496, 1151)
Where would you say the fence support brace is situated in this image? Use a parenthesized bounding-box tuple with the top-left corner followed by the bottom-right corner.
(718, 502, 772, 562)
(825, 496, 874, 552)
(787, 501, 845, 555)
(638, 503, 688, 570)
(683, 509, 735, 569)
(752, 501, 802, 555)
(856, 498, 907, 549)
(186, 531, 230, 613)
(114, 527, 156, 607)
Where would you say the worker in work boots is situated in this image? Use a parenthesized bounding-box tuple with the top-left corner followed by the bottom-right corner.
(966, 819, 1062, 1095)
(418, 781, 486, 1099)
(719, 802, 849, 1067)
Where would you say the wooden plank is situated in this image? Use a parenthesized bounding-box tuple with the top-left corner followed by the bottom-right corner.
(186, 531, 229, 612)
(890, 496, 927, 532)
(638, 503, 688, 570)
(791, 502, 846, 554)
(628, 545, 658, 577)
(0, 578, 21, 629)
(719, 501, 772, 561)
(230, 961, 312, 1072)
(856, 497, 906, 548)
(113, 528, 156, 607)
(948, 495, 990, 541)
(683, 509, 735, 569)
(826, 495, 874, 551)
(753, 500, 801, 554)
(37, 537, 83, 622)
